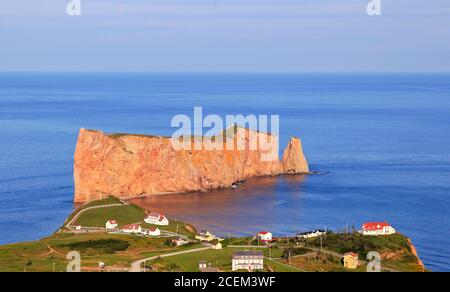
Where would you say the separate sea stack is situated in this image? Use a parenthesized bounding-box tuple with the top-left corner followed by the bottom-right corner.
(73, 128, 309, 203)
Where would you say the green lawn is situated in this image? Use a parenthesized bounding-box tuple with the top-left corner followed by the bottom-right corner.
(0, 232, 187, 272)
(73, 199, 196, 237)
(64, 196, 124, 228)
(145, 247, 300, 272)
(75, 204, 146, 228)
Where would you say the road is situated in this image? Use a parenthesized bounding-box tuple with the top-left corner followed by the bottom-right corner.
(130, 247, 212, 272)
(64, 202, 126, 229)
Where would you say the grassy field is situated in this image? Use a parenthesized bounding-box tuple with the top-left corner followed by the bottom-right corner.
(145, 247, 300, 272)
(301, 232, 426, 272)
(71, 197, 195, 237)
(75, 204, 146, 228)
(64, 196, 124, 228)
(0, 232, 194, 272)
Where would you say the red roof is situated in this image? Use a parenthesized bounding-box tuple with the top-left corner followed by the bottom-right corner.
(107, 220, 117, 224)
(148, 227, 159, 232)
(344, 252, 358, 258)
(362, 222, 391, 231)
(258, 231, 270, 235)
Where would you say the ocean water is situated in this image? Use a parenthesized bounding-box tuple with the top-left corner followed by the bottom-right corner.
(0, 73, 449, 271)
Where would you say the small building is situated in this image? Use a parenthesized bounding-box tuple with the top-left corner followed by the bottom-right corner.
(106, 220, 118, 230)
(143, 227, 161, 236)
(172, 238, 189, 246)
(257, 231, 273, 244)
(211, 242, 222, 250)
(232, 251, 264, 271)
(144, 212, 169, 226)
(195, 231, 222, 242)
(297, 230, 326, 239)
(121, 224, 142, 234)
(343, 252, 359, 269)
(360, 222, 396, 236)
(74, 225, 82, 231)
(199, 261, 220, 272)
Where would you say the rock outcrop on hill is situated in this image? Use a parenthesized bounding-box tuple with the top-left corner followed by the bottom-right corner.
(73, 128, 309, 203)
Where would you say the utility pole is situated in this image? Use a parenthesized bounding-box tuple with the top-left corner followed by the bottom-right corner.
(320, 236, 323, 252)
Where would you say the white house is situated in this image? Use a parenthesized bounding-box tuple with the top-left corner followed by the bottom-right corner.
(105, 220, 118, 230)
(172, 238, 189, 246)
(257, 231, 273, 243)
(195, 231, 223, 242)
(143, 227, 161, 236)
(360, 222, 396, 236)
(298, 230, 326, 239)
(74, 225, 82, 231)
(121, 224, 142, 234)
(232, 251, 264, 271)
(144, 212, 169, 226)
(211, 242, 222, 250)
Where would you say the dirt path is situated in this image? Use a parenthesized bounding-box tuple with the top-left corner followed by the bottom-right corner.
(38, 245, 65, 257)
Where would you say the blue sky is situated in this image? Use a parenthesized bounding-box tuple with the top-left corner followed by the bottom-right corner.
(0, 0, 449, 72)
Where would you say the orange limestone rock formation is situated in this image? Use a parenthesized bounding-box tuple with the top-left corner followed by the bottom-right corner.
(73, 128, 309, 203)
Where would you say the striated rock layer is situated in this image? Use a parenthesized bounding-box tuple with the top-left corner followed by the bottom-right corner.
(74, 128, 309, 203)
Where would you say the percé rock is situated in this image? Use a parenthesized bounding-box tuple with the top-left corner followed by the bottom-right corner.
(73, 128, 309, 203)
(282, 137, 309, 174)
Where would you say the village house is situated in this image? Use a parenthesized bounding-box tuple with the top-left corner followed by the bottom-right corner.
(121, 224, 142, 234)
(297, 230, 326, 239)
(105, 220, 118, 230)
(360, 222, 396, 236)
(172, 238, 189, 246)
(201, 240, 222, 249)
(144, 212, 169, 226)
(195, 231, 222, 242)
(198, 261, 220, 272)
(343, 252, 359, 269)
(211, 241, 222, 250)
(142, 227, 161, 237)
(74, 225, 82, 231)
(257, 231, 273, 244)
(232, 251, 264, 271)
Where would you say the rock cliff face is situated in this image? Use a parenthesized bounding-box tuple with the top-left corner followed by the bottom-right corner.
(74, 128, 309, 203)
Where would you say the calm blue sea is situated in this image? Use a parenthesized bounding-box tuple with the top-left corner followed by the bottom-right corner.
(0, 73, 449, 271)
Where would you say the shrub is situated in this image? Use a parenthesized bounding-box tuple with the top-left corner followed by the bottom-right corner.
(61, 239, 130, 254)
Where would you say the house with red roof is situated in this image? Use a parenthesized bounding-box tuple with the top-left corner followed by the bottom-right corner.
(343, 252, 359, 269)
(360, 222, 396, 236)
(144, 212, 169, 226)
(121, 224, 142, 234)
(257, 231, 273, 243)
(105, 220, 118, 230)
